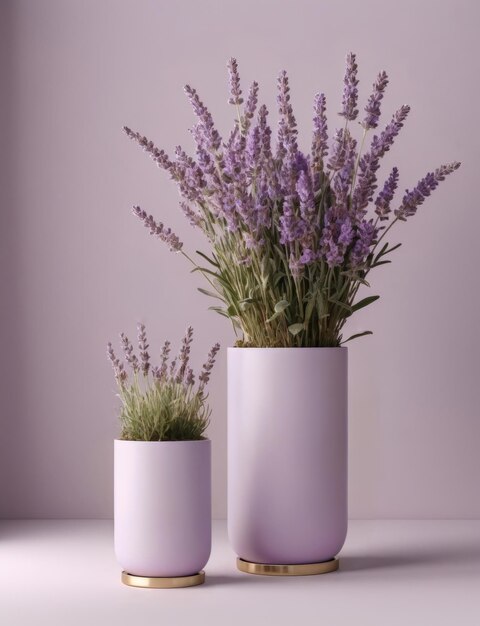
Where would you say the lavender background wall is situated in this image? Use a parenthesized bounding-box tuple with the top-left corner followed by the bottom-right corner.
(1, 0, 478, 520)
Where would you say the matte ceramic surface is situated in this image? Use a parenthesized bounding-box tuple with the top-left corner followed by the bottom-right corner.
(228, 347, 348, 564)
(114, 439, 211, 577)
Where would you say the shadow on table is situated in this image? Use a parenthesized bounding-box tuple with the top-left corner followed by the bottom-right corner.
(340, 545, 480, 572)
(206, 574, 252, 587)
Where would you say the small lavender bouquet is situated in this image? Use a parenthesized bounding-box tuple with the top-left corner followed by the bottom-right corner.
(107, 324, 220, 441)
(125, 54, 460, 347)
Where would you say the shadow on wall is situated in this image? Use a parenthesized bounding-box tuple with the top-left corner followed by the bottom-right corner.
(0, 1, 33, 518)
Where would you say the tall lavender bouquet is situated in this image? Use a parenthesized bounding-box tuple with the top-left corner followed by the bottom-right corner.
(125, 55, 460, 347)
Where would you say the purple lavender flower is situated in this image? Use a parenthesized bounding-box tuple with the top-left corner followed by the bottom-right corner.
(339, 52, 359, 121)
(184, 85, 222, 153)
(320, 209, 354, 268)
(174, 146, 206, 202)
(362, 71, 389, 130)
(332, 131, 357, 209)
(158, 340, 171, 379)
(353, 107, 410, 217)
(180, 202, 203, 228)
(137, 323, 150, 376)
(327, 129, 351, 172)
(277, 70, 299, 194)
(394, 162, 460, 221)
(243, 81, 259, 131)
(311, 93, 328, 178)
(185, 367, 195, 387)
(120, 333, 139, 372)
(350, 219, 377, 267)
(375, 167, 399, 221)
(258, 105, 272, 160)
(176, 326, 194, 383)
(246, 125, 261, 174)
(296, 169, 315, 224)
(279, 195, 305, 244)
(133, 206, 183, 252)
(299, 248, 317, 265)
(227, 58, 243, 106)
(199, 343, 220, 392)
(338, 217, 354, 246)
(123, 127, 175, 176)
(321, 235, 344, 268)
(107, 342, 127, 384)
(371, 105, 411, 158)
(352, 152, 380, 216)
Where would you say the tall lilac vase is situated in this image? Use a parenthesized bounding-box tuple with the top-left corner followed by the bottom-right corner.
(114, 440, 211, 580)
(228, 347, 348, 567)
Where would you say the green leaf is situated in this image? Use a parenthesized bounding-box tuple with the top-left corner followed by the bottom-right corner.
(304, 296, 316, 327)
(197, 287, 222, 300)
(371, 259, 391, 267)
(328, 298, 353, 313)
(288, 323, 304, 336)
(316, 292, 326, 318)
(341, 330, 373, 344)
(208, 306, 229, 318)
(340, 270, 370, 287)
(351, 295, 380, 313)
(374, 242, 401, 264)
(195, 250, 219, 267)
(274, 300, 290, 313)
(227, 304, 238, 317)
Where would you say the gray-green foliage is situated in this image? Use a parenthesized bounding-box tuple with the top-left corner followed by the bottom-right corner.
(119, 377, 209, 441)
(107, 325, 220, 441)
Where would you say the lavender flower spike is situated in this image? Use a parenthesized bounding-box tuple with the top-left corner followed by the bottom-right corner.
(227, 58, 243, 106)
(107, 342, 127, 384)
(180, 202, 203, 228)
(123, 127, 175, 175)
(375, 167, 399, 221)
(394, 161, 461, 221)
(133, 206, 183, 252)
(198, 342, 220, 392)
(243, 81, 259, 131)
(371, 105, 411, 159)
(158, 340, 171, 379)
(120, 333, 139, 372)
(327, 129, 349, 172)
(176, 326, 194, 383)
(339, 52, 359, 121)
(362, 71, 389, 130)
(311, 93, 328, 174)
(184, 85, 222, 152)
(137, 323, 150, 376)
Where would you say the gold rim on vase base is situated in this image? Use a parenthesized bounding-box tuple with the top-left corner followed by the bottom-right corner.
(236, 557, 339, 576)
(121, 570, 205, 588)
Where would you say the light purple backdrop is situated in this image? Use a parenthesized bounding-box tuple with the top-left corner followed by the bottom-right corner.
(1, 0, 478, 519)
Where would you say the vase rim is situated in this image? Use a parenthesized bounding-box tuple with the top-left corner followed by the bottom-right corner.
(227, 346, 347, 351)
(114, 438, 211, 444)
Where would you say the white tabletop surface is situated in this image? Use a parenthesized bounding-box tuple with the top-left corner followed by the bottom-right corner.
(1, 520, 479, 625)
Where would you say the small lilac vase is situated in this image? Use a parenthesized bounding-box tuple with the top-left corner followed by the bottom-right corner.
(228, 347, 348, 565)
(114, 439, 211, 577)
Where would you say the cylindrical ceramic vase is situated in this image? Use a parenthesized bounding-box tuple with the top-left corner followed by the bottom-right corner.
(114, 439, 211, 578)
(228, 347, 348, 566)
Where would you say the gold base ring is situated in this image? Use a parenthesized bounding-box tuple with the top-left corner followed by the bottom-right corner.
(237, 557, 339, 576)
(121, 570, 205, 588)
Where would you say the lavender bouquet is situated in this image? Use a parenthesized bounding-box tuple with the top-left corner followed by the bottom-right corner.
(107, 324, 220, 441)
(125, 54, 460, 347)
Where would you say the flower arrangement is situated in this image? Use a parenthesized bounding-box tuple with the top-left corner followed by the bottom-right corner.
(107, 324, 220, 441)
(124, 54, 460, 347)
